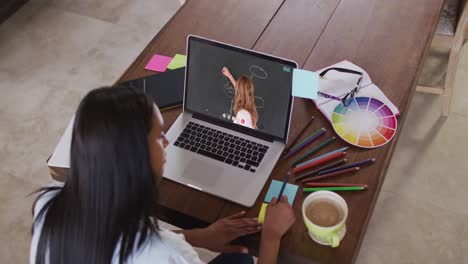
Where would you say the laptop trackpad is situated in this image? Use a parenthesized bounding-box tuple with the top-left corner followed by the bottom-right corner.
(183, 158, 221, 187)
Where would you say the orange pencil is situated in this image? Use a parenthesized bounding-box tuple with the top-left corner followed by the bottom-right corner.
(304, 182, 368, 188)
(293, 152, 346, 174)
(301, 167, 360, 183)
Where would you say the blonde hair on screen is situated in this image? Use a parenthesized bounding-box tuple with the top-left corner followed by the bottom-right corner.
(233, 75, 258, 128)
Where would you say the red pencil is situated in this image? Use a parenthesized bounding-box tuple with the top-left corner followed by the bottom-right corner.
(293, 152, 346, 174)
(301, 167, 360, 183)
(304, 182, 368, 188)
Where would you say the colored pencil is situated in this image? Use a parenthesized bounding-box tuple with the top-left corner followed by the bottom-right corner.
(289, 128, 325, 152)
(284, 128, 326, 159)
(301, 167, 360, 183)
(283, 117, 315, 154)
(318, 158, 376, 175)
(293, 152, 346, 173)
(294, 159, 347, 182)
(304, 183, 368, 188)
(276, 174, 290, 204)
(291, 137, 336, 166)
(295, 147, 349, 168)
(303, 186, 366, 192)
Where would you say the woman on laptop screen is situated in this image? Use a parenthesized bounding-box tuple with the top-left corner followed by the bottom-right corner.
(222, 66, 258, 129)
(30, 87, 294, 264)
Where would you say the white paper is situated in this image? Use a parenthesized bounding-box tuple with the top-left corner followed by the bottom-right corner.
(359, 84, 399, 116)
(313, 60, 399, 122)
(47, 116, 73, 168)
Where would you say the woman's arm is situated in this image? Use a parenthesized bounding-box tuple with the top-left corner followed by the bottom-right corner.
(175, 211, 261, 254)
(222, 66, 237, 87)
(174, 228, 205, 248)
(258, 196, 296, 264)
(258, 233, 281, 264)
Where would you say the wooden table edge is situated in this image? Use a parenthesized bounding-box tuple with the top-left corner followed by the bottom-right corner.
(349, 6, 444, 263)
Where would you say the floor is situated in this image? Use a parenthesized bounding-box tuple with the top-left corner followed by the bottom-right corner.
(0, 1, 467, 263)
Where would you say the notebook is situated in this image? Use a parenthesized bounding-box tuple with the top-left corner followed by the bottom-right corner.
(313, 61, 399, 123)
(119, 67, 185, 110)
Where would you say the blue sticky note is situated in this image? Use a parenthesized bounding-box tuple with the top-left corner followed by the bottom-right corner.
(292, 68, 319, 100)
(264, 180, 299, 205)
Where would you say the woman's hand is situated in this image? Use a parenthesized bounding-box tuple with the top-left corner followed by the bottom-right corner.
(262, 196, 296, 241)
(222, 66, 231, 77)
(222, 66, 237, 88)
(257, 196, 296, 264)
(182, 211, 261, 253)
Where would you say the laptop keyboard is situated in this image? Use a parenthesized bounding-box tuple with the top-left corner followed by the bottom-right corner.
(173, 122, 268, 173)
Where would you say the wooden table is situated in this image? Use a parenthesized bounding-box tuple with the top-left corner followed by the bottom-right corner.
(49, 0, 445, 263)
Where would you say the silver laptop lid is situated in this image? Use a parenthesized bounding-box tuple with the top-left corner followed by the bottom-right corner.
(183, 35, 297, 143)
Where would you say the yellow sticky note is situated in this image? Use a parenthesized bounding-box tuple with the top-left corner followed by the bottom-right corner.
(258, 203, 268, 223)
(167, 54, 186, 70)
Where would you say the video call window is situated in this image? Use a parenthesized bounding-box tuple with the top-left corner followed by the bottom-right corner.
(186, 39, 294, 139)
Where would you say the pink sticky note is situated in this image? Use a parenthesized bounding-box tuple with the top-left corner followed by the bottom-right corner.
(144, 54, 173, 72)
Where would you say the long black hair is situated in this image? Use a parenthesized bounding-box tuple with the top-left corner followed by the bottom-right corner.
(32, 87, 160, 264)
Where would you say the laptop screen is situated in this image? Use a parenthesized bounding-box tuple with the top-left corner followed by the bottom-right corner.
(185, 36, 296, 141)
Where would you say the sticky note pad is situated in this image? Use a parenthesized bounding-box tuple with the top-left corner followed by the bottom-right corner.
(264, 180, 299, 205)
(145, 54, 173, 72)
(258, 203, 268, 223)
(167, 54, 187, 70)
(292, 68, 319, 100)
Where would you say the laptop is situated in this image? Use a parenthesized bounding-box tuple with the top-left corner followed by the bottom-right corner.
(163, 35, 297, 207)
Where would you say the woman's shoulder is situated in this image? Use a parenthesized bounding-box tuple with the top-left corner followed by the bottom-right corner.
(236, 109, 252, 121)
(30, 182, 204, 264)
(30, 182, 64, 264)
(33, 181, 64, 218)
(234, 109, 253, 128)
(237, 109, 251, 115)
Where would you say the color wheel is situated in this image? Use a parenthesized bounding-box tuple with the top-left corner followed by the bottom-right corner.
(332, 97, 397, 148)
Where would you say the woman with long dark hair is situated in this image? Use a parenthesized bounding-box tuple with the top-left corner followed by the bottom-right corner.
(31, 87, 295, 264)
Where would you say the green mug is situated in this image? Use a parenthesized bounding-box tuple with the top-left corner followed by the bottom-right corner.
(302, 191, 348, 247)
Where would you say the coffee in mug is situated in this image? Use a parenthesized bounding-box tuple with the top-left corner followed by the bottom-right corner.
(305, 199, 344, 227)
(302, 191, 348, 247)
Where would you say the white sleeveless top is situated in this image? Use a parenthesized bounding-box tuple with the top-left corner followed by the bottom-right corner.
(30, 187, 204, 264)
(234, 109, 253, 129)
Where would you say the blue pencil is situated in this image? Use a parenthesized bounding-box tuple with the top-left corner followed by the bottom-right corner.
(276, 174, 290, 204)
(295, 147, 349, 168)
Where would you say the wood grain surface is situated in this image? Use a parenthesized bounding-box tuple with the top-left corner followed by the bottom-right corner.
(48, 0, 446, 263)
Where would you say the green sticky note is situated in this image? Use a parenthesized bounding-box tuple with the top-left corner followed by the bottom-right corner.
(167, 54, 187, 70)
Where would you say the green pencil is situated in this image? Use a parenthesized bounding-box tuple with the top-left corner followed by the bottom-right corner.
(292, 137, 335, 166)
(303, 186, 366, 192)
(290, 128, 325, 152)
